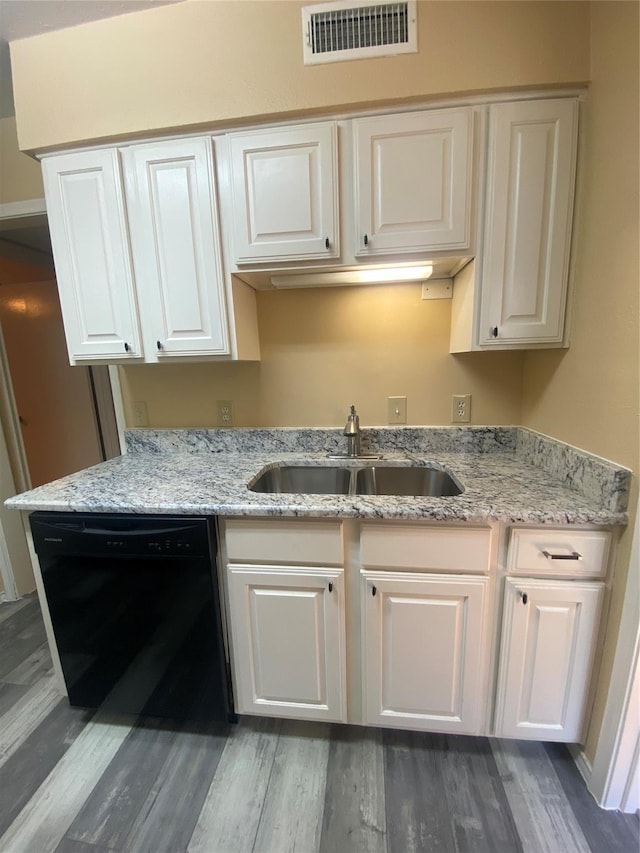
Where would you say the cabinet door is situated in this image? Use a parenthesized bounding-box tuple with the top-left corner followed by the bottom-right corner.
(229, 122, 339, 263)
(123, 137, 230, 359)
(479, 99, 578, 346)
(354, 108, 472, 256)
(495, 578, 603, 741)
(363, 572, 488, 733)
(41, 149, 142, 362)
(226, 566, 346, 722)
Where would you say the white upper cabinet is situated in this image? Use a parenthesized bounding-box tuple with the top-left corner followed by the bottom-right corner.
(123, 137, 231, 360)
(353, 108, 473, 256)
(228, 122, 339, 263)
(478, 98, 579, 346)
(41, 149, 143, 362)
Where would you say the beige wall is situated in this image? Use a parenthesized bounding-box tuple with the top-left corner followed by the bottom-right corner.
(120, 284, 525, 427)
(11, 0, 590, 152)
(0, 116, 43, 203)
(521, 2, 639, 763)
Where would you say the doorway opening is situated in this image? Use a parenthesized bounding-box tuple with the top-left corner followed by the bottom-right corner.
(0, 210, 121, 596)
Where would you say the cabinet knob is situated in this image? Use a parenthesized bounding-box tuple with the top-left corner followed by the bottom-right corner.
(124, 342, 130, 353)
(518, 590, 528, 605)
(156, 340, 163, 351)
(325, 237, 330, 250)
(363, 234, 369, 247)
(490, 326, 499, 338)
(328, 581, 333, 592)
(371, 584, 377, 597)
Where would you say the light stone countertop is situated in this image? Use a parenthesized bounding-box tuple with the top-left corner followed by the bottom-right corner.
(5, 427, 631, 526)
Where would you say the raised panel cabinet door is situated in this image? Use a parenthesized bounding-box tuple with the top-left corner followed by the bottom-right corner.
(123, 137, 230, 359)
(226, 566, 346, 722)
(363, 572, 488, 734)
(229, 122, 339, 262)
(480, 98, 579, 346)
(354, 108, 473, 256)
(41, 149, 142, 362)
(495, 578, 604, 742)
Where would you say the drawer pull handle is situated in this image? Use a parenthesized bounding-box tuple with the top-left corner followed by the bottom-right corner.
(542, 550, 582, 561)
(328, 582, 333, 592)
(371, 584, 377, 597)
(518, 591, 528, 605)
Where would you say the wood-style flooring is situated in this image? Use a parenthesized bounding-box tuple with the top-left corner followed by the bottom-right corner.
(0, 595, 638, 853)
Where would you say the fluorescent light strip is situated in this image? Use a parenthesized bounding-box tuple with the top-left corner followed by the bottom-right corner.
(271, 264, 433, 289)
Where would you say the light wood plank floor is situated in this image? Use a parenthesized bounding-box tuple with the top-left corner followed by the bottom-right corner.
(1, 595, 638, 853)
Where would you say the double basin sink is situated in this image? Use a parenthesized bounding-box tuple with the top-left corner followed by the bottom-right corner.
(249, 464, 462, 498)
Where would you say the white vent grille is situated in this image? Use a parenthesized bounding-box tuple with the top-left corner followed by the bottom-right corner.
(303, 1, 417, 65)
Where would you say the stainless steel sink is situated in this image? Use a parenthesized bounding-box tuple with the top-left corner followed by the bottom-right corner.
(249, 464, 462, 497)
(355, 466, 462, 497)
(249, 466, 352, 495)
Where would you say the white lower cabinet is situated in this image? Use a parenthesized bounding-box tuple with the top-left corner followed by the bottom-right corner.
(362, 572, 489, 734)
(494, 577, 604, 742)
(226, 565, 347, 722)
(222, 519, 609, 742)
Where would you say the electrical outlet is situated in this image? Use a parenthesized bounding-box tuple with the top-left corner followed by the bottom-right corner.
(451, 394, 471, 423)
(388, 396, 407, 424)
(132, 401, 148, 427)
(217, 400, 233, 427)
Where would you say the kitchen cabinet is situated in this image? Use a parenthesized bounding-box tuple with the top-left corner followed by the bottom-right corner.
(353, 108, 473, 256)
(220, 516, 611, 742)
(451, 97, 579, 352)
(226, 565, 347, 722)
(223, 518, 346, 722)
(41, 141, 260, 364)
(228, 122, 339, 263)
(41, 149, 142, 362)
(123, 137, 231, 360)
(362, 571, 488, 733)
(494, 577, 604, 741)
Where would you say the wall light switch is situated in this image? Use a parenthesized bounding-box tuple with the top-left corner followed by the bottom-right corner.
(388, 396, 407, 424)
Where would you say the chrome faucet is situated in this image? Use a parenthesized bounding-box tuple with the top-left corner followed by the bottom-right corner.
(327, 405, 381, 459)
(343, 404, 361, 458)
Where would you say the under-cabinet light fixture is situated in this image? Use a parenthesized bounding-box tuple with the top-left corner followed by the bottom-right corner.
(271, 264, 433, 289)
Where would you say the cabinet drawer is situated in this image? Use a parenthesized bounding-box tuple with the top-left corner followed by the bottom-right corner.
(360, 524, 491, 573)
(508, 528, 610, 578)
(223, 519, 343, 566)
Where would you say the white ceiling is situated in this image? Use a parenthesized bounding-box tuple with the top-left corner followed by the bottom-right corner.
(0, 0, 183, 118)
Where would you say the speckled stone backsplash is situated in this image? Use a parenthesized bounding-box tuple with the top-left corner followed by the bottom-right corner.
(515, 428, 631, 514)
(124, 426, 518, 456)
(124, 425, 631, 514)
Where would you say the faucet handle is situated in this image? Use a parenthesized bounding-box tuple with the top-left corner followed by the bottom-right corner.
(344, 404, 360, 435)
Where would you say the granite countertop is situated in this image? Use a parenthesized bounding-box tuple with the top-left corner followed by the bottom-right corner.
(5, 427, 631, 526)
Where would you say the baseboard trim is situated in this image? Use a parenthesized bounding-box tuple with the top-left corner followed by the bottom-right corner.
(569, 743, 593, 786)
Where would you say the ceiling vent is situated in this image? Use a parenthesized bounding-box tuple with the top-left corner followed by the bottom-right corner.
(302, 1, 417, 65)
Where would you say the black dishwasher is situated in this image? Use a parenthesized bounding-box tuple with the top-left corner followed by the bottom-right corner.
(30, 512, 234, 723)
